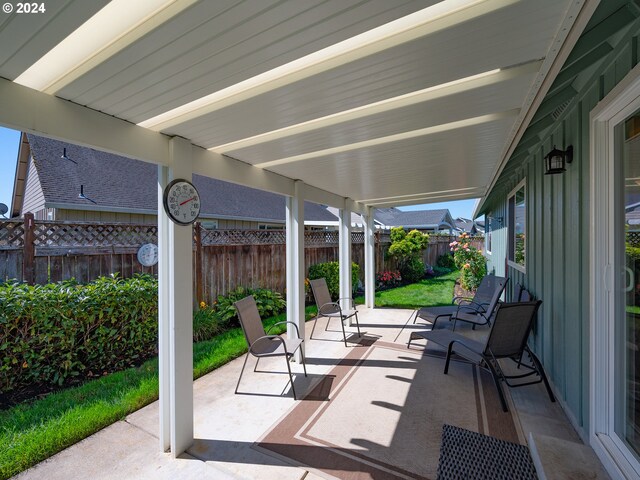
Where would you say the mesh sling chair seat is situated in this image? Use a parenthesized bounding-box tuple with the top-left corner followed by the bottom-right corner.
(234, 295, 307, 400)
(408, 301, 555, 412)
(413, 274, 508, 329)
(309, 278, 361, 347)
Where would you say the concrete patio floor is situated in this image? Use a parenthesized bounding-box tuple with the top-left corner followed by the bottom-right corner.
(13, 307, 597, 480)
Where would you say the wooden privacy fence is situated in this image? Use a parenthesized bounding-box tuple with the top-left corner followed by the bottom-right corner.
(0, 216, 483, 305)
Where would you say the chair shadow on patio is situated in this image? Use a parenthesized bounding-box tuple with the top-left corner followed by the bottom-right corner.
(192, 321, 523, 480)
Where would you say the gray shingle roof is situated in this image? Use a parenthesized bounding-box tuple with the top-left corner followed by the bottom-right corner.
(373, 207, 452, 228)
(27, 135, 336, 222)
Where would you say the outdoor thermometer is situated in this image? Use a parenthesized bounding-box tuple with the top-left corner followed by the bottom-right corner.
(162, 179, 201, 225)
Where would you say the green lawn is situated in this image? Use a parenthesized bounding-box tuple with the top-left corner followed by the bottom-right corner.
(0, 306, 318, 480)
(355, 270, 459, 309)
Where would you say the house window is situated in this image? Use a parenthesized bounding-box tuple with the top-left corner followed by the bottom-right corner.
(258, 223, 283, 230)
(508, 180, 526, 271)
(200, 220, 218, 230)
(485, 216, 492, 254)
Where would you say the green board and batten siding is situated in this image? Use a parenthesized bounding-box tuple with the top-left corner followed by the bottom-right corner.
(482, 1, 640, 438)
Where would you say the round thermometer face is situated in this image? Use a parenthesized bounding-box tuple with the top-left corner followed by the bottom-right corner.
(137, 243, 158, 267)
(163, 179, 201, 225)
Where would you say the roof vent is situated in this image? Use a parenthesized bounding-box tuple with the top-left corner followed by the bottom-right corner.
(551, 98, 572, 121)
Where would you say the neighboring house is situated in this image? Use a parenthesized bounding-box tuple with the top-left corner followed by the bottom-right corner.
(454, 217, 484, 235)
(475, 2, 640, 476)
(323, 206, 457, 233)
(375, 207, 456, 234)
(10, 134, 337, 228)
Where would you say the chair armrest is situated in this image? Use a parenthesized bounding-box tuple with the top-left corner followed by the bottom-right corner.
(250, 335, 288, 355)
(338, 297, 356, 310)
(452, 295, 473, 305)
(454, 302, 487, 315)
(266, 321, 302, 339)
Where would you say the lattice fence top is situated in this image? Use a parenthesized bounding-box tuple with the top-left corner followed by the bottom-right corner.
(32, 222, 158, 247)
(201, 229, 287, 245)
(0, 221, 25, 248)
(1, 220, 388, 250)
(628, 231, 640, 246)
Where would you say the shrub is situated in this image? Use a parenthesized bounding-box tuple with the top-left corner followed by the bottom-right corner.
(403, 256, 426, 283)
(213, 287, 286, 327)
(308, 261, 360, 299)
(387, 227, 429, 283)
(376, 270, 402, 289)
(0, 274, 158, 394)
(450, 233, 487, 290)
(436, 253, 456, 269)
(193, 302, 223, 342)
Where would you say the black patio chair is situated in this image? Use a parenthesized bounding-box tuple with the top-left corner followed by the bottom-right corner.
(413, 274, 508, 330)
(408, 301, 555, 412)
(234, 295, 307, 400)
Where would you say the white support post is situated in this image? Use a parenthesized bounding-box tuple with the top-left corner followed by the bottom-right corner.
(286, 181, 306, 360)
(339, 200, 352, 321)
(157, 165, 171, 452)
(364, 207, 376, 309)
(166, 137, 194, 457)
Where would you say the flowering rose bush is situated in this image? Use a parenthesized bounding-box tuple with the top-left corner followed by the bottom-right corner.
(450, 233, 486, 290)
(376, 270, 402, 289)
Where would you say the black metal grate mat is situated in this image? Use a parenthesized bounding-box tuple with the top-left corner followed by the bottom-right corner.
(437, 424, 538, 480)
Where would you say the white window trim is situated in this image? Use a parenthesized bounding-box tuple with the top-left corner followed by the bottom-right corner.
(507, 179, 526, 273)
(485, 215, 493, 255)
(590, 62, 640, 480)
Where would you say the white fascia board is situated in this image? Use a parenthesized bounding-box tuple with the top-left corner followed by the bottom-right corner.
(45, 202, 157, 215)
(0, 78, 170, 166)
(301, 183, 347, 210)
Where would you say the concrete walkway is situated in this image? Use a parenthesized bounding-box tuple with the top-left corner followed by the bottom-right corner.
(13, 307, 593, 480)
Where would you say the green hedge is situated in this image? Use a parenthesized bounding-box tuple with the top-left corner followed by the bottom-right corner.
(0, 274, 158, 394)
(308, 261, 360, 300)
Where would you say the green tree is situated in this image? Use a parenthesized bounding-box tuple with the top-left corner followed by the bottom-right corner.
(388, 227, 429, 282)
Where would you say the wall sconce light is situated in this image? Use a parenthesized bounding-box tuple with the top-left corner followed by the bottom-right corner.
(544, 145, 573, 175)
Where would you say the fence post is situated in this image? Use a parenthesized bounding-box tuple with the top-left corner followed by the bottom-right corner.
(194, 222, 203, 304)
(23, 212, 35, 285)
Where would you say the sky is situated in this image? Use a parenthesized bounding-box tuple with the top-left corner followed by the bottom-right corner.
(0, 126, 479, 220)
(0, 127, 20, 217)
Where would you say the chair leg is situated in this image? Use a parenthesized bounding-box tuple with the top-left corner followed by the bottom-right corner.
(285, 354, 297, 400)
(253, 356, 260, 372)
(235, 353, 250, 394)
(444, 342, 455, 374)
(310, 314, 320, 340)
(299, 347, 308, 377)
(485, 359, 509, 412)
(527, 347, 556, 403)
(340, 316, 348, 347)
(354, 311, 361, 337)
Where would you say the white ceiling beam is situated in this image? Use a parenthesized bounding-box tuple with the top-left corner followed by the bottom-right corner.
(139, 0, 519, 131)
(366, 190, 485, 208)
(212, 61, 541, 154)
(15, 0, 195, 93)
(0, 77, 170, 165)
(257, 109, 519, 169)
(361, 186, 485, 203)
(0, 78, 300, 200)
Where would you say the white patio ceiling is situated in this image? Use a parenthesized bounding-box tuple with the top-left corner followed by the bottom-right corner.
(0, 0, 594, 210)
